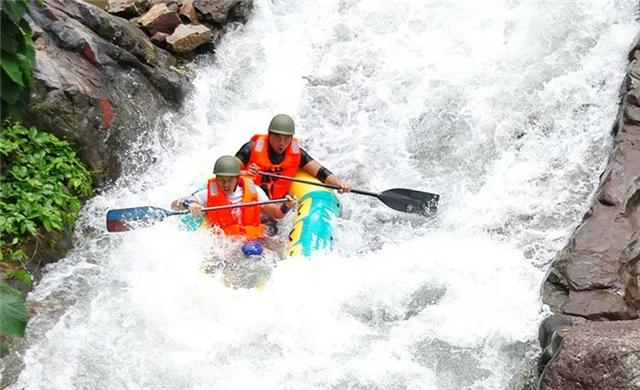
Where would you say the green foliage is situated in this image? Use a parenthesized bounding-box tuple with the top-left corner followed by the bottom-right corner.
(0, 340, 8, 358)
(0, 283, 28, 357)
(0, 0, 35, 121)
(7, 268, 32, 288)
(0, 122, 93, 265)
(0, 283, 27, 338)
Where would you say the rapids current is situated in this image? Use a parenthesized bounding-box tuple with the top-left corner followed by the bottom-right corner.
(3, 0, 639, 389)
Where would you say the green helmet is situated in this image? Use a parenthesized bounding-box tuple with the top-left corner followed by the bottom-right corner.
(268, 114, 295, 135)
(213, 155, 241, 176)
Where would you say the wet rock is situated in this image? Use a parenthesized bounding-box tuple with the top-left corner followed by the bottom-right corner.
(564, 251, 620, 291)
(1, 226, 75, 294)
(138, 3, 182, 35)
(537, 320, 640, 390)
(542, 29, 640, 319)
(227, 0, 252, 23)
(620, 234, 640, 310)
(403, 282, 446, 320)
(25, 0, 188, 183)
(194, 0, 252, 24)
(623, 104, 640, 126)
(42, 0, 178, 77)
(23, 0, 254, 184)
(84, 0, 109, 8)
(179, 2, 198, 23)
(166, 23, 216, 53)
(150, 31, 169, 47)
(538, 314, 575, 355)
(106, 0, 147, 17)
(562, 290, 637, 320)
(147, 0, 179, 7)
(540, 27, 640, 385)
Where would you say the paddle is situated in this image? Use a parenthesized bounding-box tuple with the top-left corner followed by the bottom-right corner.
(106, 198, 289, 232)
(259, 172, 440, 216)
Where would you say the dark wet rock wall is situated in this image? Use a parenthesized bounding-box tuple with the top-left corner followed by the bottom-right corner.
(538, 30, 640, 390)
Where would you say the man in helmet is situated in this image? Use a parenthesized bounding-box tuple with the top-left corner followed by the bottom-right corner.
(171, 155, 296, 243)
(235, 114, 351, 199)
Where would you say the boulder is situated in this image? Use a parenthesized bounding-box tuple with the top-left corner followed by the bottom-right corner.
(83, 0, 109, 8)
(562, 290, 637, 320)
(166, 23, 216, 53)
(25, 0, 189, 183)
(150, 31, 170, 47)
(538, 320, 640, 390)
(193, 0, 252, 24)
(106, 0, 147, 17)
(138, 3, 182, 35)
(179, 2, 198, 23)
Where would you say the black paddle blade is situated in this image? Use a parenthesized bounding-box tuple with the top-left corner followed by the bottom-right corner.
(106, 206, 177, 232)
(378, 188, 439, 216)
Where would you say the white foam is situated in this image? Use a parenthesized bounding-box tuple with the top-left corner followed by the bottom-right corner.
(5, 0, 638, 389)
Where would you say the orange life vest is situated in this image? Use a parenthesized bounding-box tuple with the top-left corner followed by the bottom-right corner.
(244, 134, 301, 198)
(205, 176, 264, 240)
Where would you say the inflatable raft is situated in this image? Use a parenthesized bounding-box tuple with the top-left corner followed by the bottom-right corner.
(181, 171, 340, 258)
(285, 171, 340, 257)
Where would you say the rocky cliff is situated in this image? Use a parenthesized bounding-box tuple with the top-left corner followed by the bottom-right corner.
(24, 0, 251, 184)
(538, 30, 640, 390)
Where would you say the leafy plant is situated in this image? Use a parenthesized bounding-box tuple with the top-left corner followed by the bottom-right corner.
(0, 283, 28, 358)
(0, 0, 36, 121)
(0, 122, 92, 267)
(0, 2, 83, 359)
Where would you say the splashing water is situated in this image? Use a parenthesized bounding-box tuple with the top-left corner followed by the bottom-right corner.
(3, 0, 638, 389)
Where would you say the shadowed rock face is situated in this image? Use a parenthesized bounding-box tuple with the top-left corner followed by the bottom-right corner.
(25, 0, 189, 184)
(538, 30, 640, 390)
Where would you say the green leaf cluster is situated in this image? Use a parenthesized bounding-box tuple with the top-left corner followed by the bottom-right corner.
(0, 122, 93, 268)
(0, 282, 27, 358)
(1, 0, 36, 121)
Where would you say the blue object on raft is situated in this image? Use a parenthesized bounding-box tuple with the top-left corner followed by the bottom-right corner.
(242, 241, 264, 256)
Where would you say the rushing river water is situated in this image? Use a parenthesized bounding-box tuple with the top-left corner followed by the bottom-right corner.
(3, 0, 639, 389)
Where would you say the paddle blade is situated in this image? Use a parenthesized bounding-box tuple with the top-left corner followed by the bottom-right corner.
(378, 188, 440, 216)
(106, 206, 176, 232)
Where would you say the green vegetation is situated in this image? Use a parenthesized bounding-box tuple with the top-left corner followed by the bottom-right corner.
(1, 0, 36, 122)
(0, 283, 28, 358)
(1, 0, 37, 357)
(0, 122, 92, 357)
(1, 0, 92, 358)
(1, 122, 93, 271)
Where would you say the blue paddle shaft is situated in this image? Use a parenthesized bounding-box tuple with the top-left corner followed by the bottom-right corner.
(106, 198, 288, 232)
